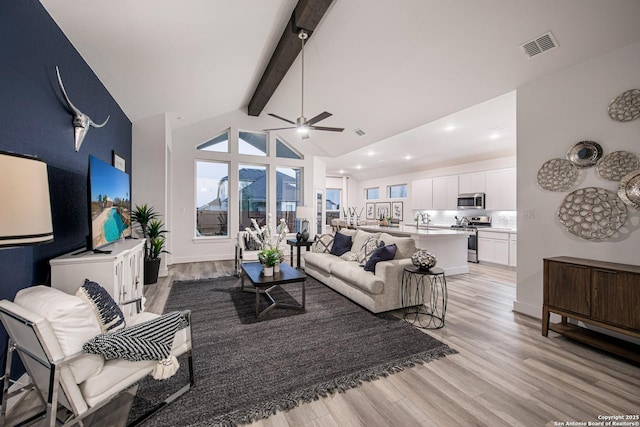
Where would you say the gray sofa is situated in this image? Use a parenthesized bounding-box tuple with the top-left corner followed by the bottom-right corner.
(304, 228, 418, 313)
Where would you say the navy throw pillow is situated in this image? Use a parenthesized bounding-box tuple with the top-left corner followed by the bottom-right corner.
(364, 244, 397, 273)
(330, 232, 352, 257)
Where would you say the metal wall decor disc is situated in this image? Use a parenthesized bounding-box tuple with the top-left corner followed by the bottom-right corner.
(566, 141, 603, 168)
(537, 158, 578, 191)
(557, 187, 627, 240)
(608, 89, 640, 122)
(618, 169, 640, 209)
(596, 151, 640, 181)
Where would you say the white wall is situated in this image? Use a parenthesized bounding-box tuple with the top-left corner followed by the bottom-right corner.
(132, 113, 171, 275)
(515, 40, 640, 318)
(170, 109, 316, 264)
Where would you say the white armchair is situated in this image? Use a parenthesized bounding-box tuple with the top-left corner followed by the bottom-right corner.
(0, 285, 193, 427)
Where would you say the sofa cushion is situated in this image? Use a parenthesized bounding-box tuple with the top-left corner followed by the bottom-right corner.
(364, 244, 397, 273)
(339, 251, 359, 262)
(76, 279, 126, 333)
(331, 262, 384, 295)
(313, 234, 334, 253)
(379, 233, 417, 259)
(330, 232, 352, 256)
(304, 252, 337, 273)
(15, 285, 104, 384)
(338, 228, 357, 238)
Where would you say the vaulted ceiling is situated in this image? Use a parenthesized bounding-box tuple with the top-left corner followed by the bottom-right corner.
(41, 0, 640, 180)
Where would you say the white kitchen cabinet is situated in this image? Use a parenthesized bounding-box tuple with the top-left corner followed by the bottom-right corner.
(50, 239, 145, 317)
(478, 230, 510, 265)
(458, 172, 486, 194)
(509, 233, 517, 267)
(411, 178, 433, 210)
(432, 175, 459, 209)
(485, 168, 516, 211)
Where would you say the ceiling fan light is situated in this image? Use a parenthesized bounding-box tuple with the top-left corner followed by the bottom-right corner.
(297, 125, 309, 135)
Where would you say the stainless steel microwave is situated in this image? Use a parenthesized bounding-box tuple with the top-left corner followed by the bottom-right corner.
(457, 193, 485, 209)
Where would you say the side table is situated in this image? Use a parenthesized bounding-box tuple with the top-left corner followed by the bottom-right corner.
(286, 238, 313, 269)
(401, 266, 448, 329)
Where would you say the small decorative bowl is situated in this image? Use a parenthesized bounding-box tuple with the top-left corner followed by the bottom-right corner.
(411, 250, 437, 271)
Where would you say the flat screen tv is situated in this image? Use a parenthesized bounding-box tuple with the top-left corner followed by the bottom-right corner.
(88, 155, 131, 250)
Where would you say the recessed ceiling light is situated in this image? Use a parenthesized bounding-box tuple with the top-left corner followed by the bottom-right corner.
(339, 169, 345, 174)
(356, 165, 362, 170)
(405, 155, 412, 160)
(367, 151, 375, 156)
(445, 125, 455, 131)
(489, 133, 500, 140)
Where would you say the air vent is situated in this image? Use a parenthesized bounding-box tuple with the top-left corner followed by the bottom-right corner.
(354, 128, 366, 136)
(520, 31, 558, 58)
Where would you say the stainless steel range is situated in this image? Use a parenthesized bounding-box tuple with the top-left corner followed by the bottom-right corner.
(451, 216, 492, 263)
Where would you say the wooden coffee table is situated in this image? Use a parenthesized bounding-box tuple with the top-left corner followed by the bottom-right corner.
(240, 262, 307, 318)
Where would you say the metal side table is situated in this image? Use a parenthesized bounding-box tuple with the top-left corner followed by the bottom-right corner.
(401, 266, 448, 329)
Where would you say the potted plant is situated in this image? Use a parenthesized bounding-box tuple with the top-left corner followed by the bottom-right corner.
(132, 204, 169, 284)
(258, 248, 280, 276)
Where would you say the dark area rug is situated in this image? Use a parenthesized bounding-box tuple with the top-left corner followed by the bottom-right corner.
(131, 274, 457, 427)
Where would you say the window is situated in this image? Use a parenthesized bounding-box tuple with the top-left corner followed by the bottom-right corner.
(238, 164, 267, 230)
(196, 160, 229, 237)
(365, 187, 379, 200)
(389, 184, 407, 198)
(325, 189, 341, 225)
(197, 130, 229, 153)
(239, 131, 267, 156)
(276, 167, 301, 232)
(276, 138, 302, 159)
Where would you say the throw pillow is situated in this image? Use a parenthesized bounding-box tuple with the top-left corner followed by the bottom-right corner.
(76, 279, 126, 333)
(313, 233, 334, 253)
(330, 232, 352, 257)
(357, 236, 383, 264)
(339, 251, 359, 262)
(364, 244, 397, 273)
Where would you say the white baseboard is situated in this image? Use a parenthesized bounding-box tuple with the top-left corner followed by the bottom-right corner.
(170, 253, 235, 265)
(512, 300, 541, 319)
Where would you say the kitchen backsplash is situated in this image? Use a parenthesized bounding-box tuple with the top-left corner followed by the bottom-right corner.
(414, 210, 517, 229)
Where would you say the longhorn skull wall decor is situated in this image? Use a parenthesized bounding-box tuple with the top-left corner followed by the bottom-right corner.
(55, 66, 110, 152)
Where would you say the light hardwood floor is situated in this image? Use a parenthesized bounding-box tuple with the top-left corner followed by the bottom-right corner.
(8, 261, 640, 426)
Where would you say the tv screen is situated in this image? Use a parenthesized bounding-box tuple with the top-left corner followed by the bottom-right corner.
(88, 155, 131, 250)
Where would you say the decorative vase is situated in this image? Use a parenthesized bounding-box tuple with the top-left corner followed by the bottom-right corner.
(296, 232, 302, 242)
(411, 250, 437, 271)
(301, 229, 309, 241)
(274, 262, 280, 273)
(263, 265, 274, 277)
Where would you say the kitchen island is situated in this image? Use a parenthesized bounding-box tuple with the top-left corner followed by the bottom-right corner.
(356, 224, 471, 275)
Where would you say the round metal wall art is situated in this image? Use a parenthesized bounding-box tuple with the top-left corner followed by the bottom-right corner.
(596, 151, 640, 181)
(558, 187, 627, 240)
(537, 158, 578, 191)
(618, 169, 640, 209)
(566, 141, 603, 168)
(608, 89, 640, 122)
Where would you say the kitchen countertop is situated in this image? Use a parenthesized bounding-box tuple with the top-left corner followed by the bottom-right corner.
(357, 224, 472, 238)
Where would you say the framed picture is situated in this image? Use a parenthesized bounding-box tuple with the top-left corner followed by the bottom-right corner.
(112, 151, 126, 171)
(365, 202, 376, 219)
(392, 201, 403, 221)
(375, 202, 391, 219)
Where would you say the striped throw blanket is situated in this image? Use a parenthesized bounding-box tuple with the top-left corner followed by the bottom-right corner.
(83, 311, 188, 379)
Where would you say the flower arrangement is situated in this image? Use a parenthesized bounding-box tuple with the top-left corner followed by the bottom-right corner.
(245, 213, 289, 266)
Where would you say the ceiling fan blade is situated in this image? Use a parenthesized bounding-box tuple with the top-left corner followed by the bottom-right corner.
(268, 113, 296, 125)
(305, 111, 332, 126)
(263, 126, 296, 131)
(310, 125, 345, 132)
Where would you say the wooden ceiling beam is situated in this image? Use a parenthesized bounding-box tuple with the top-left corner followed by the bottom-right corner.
(247, 0, 334, 117)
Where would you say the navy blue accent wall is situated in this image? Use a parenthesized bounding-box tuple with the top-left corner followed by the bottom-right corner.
(0, 1, 132, 374)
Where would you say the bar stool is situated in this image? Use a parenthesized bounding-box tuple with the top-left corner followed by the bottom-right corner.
(401, 266, 448, 329)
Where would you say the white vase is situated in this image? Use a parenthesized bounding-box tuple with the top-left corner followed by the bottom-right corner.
(274, 262, 281, 273)
(263, 266, 274, 277)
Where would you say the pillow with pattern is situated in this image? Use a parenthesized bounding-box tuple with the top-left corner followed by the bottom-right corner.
(76, 279, 126, 333)
(340, 251, 359, 262)
(357, 236, 384, 264)
(313, 234, 334, 253)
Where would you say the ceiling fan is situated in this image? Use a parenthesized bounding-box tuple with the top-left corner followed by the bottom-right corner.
(264, 29, 344, 139)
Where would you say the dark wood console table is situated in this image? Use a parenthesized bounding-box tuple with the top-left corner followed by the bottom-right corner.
(542, 256, 640, 363)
